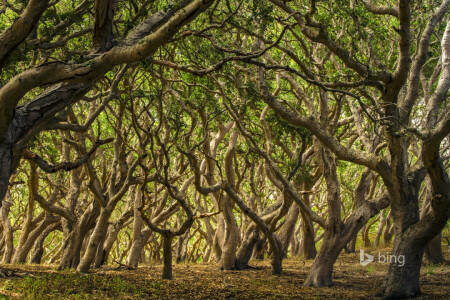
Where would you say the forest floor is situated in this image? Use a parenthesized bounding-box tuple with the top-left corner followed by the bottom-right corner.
(0, 249, 448, 299)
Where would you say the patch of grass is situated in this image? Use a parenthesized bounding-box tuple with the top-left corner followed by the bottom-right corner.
(0, 272, 145, 299)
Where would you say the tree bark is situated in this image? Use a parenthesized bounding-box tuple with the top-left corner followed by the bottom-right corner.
(31, 222, 60, 264)
(162, 235, 173, 280)
(92, 0, 116, 53)
(278, 204, 299, 257)
(235, 225, 260, 270)
(424, 233, 444, 264)
(304, 232, 343, 286)
(12, 215, 59, 263)
(77, 207, 112, 272)
(0, 195, 14, 263)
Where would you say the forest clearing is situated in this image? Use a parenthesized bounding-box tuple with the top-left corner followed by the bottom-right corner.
(0, 0, 449, 299)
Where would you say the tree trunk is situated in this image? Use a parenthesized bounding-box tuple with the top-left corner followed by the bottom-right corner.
(31, 222, 60, 264)
(270, 235, 283, 275)
(378, 231, 425, 298)
(59, 202, 100, 269)
(220, 196, 240, 270)
(424, 233, 444, 264)
(299, 209, 317, 259)
(176, 230, 189, 263)
(77, 207, 111, 272)
(92, 0, 116, 53)
(252, 236, 266, 260)
(384, 215, 394, 247)
(12, 216, 59, 264)
(212, 218, 224, 261)
(278, 204, 299, 257)
(0, 143, 13, 208)
(162, 235, 173, 280)
(304, 232, 343, 287)
(235, 225, 260, 269)
(127, 228, 152, 268)
(0, 196, 14, 263)
(93, 226, 108, 268)
(345, 237, 356, 253)
(374, 209, 388, 248)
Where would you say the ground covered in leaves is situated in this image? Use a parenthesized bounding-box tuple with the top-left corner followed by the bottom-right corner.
(0, 250, 448, 299)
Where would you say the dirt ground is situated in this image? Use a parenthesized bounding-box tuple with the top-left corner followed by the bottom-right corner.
(0, 250, 448, 299)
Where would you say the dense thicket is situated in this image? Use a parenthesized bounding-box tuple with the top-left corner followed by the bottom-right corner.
(0, 0, 449, 298)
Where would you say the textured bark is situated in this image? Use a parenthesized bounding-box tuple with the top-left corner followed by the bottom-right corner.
(0, 195, 14, 263)
(424, 233, 444, 265)
(176, 230, 190, 263)
(12, 215, 59, 264)
(0, 0, 50, 68)
(162, 235, 173, 280)
(212, 217, 224, 261)
(92, 0, 116, 53)
(77, 208, 112, 272)
(420, 179, 445, 264)
(59, 201, 100, 269)
(378, 230, 425, 298)
(252, 236, 266, 260)
(126, 187, 144, 268)
(235, 225, 260, 270)
(278, 204, 299, 257)
(220, 196, 240, 270)
(31, 222, 60, 264)
(299, 191, 317, 259)
(374, 209, 388, 248)
(383, 215, 394, 247)
(299, 211, 317, 259)
(304, 232, 344, 287)
(220, 129, 240, 270)
(93, 226, 109, 268)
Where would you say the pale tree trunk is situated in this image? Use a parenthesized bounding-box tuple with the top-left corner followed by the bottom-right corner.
(127, 228, 153, 268)
(383, 214, 394, 247)
(77, 207, 112, 272)
(278, 204, 299, 257)
(12, 215, 59, 263)
(126, 187, 145, 268)
(0, 195, 14, 263)
(220, 129, 240, 270)
(31, 222, 60, 264)
(220, 196, 240, 270)
(420, 178, 444, 264)
(93, 226, 109, 268)
(305, 228, 345, 286)
(290, 222, 301, 257)
(374, 209, 388, 248)
(305, 142, 389, 286)
(212, 217, 224, 261)
(299, 190, 317, 259)
(305, 142, 342, 286)
(59, 202, 100, 269)
(176, 229, 190, 263)
(299, 210, 317, 259)
(102, 213, 134, 266)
